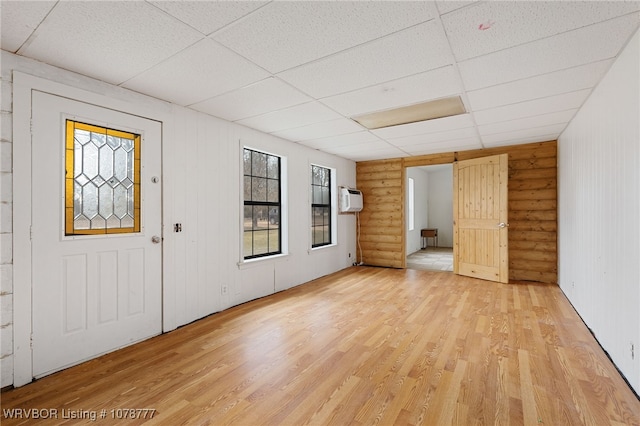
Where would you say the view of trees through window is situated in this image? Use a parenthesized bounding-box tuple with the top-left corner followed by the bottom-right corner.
(243, 148, 281, 259)
(311, 165, 331, 247)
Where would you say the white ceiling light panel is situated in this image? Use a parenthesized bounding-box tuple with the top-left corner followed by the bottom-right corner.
(352, 96, 466, 130)
(322, 66, 463, 117)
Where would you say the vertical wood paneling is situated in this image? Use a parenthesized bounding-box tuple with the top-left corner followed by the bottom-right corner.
(356, 141, 557, 282)
(558, 28, 639, 394)
(6, 52, 358, 388)
(356, 158, 405, 268)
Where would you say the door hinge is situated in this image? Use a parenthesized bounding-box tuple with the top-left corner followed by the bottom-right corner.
(29, 226, 33, 240)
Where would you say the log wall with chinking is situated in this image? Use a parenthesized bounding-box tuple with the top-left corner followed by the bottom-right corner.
(355, 158, 406, 269)
(356, 141, 557, 283)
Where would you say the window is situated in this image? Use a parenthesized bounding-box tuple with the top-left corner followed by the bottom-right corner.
(311, 165, 331, 247)
(243, 148, 281, 259)
(65, 120, 140, 235)
(408, 177, 415, 231)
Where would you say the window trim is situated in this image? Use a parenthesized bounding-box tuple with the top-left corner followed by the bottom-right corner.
(408, 177, 415, 231)
(310, 163, 337, 250)
(242, 146, 284, 260)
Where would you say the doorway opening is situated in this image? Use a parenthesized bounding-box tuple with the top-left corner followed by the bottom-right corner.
(405, 163, 453, 272)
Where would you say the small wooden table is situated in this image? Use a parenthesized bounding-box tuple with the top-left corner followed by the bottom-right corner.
(421, 228, 438, 249)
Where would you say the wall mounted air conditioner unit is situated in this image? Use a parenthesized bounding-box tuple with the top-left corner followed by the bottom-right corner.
(339, 187, 363, 212)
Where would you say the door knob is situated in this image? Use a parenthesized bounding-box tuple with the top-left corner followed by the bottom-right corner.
(498, 222, 509, 229)
(151, 236, 161, 244)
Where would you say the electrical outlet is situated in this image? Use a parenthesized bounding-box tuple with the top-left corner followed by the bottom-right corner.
(631, 342, 635, 360)
(221, 285, 228, 295)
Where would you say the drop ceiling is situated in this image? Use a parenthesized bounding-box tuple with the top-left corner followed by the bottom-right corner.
(2, 1, 639, 162)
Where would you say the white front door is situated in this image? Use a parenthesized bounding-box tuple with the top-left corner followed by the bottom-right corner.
(31, 91, 163, 378)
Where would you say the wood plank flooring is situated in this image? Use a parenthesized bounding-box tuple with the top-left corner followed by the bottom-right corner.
(2, 267, 639, 425)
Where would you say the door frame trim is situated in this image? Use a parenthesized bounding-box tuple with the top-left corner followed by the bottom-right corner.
(12, 71, 172, 386)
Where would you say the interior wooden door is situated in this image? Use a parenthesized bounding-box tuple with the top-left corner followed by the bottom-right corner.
(453, 154, 508, 283)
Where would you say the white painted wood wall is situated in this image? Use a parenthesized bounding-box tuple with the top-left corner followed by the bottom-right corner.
(558, 28, 640, 394)
(426, 166, 453, 248)
(1, 51, 356, 387)
(405, 168, 429, 255)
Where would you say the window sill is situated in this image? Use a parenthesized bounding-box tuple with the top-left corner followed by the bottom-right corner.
(309, 243, 337, 253)
(237, 253, 289, 269)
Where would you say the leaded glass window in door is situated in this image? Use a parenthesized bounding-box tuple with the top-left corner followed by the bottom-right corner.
(65, 120, 140, 235)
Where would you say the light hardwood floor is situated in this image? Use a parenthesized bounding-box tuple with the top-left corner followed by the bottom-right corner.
(2, 267, 639, 425)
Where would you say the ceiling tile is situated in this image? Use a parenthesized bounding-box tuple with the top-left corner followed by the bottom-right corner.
(18, 1, 203, 85)
(299, 131, 381, 150)
(321, 66, 463, 117)
(149, 1, 267, 35)
(212, 1, 437, 73)
(473, 90, 591, 125)
(400, 138, 482, 155)
(387, 127, 478, 148)
(483, 133, 561, 149)
(190, 78, 311, 122)
(481, 124, 566, 146)
(6, 1, 637, 163)
(478, 109, 577, 136)
(326, 144, 408, 162)
(237, 102, 343, 134)
(444, 1, 640, 61)
(327, 139, 392, 153)
(466, 59, 613, 111)
(277, 21, 453, 98)
(436, 1, 479, 16)
(122, 39, 269, 106)
(458, 13, 639, 90)
(372, 113, 474, 139)
(0, 1, 56, 53)
(271, 118, 363, 142)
